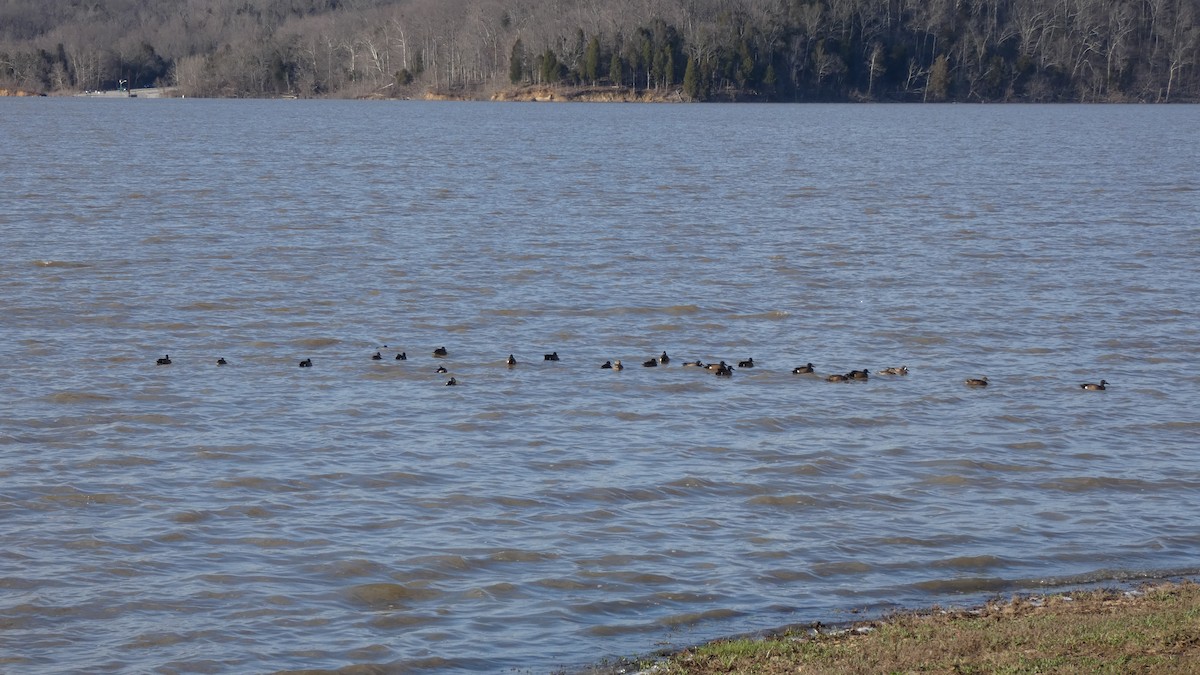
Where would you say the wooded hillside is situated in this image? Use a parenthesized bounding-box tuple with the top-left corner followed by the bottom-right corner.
(1, 0, 1197, 101)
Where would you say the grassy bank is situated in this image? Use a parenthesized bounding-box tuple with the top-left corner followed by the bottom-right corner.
(633, 581, 1199, 674)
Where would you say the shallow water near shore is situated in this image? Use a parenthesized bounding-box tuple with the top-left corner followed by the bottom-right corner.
(1, 99, 1198, 673)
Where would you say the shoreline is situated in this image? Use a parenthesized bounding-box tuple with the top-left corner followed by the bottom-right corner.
(73, 87, 179, 98)
(10, 83, 1194, 103)
(569, 575, 1200, 674)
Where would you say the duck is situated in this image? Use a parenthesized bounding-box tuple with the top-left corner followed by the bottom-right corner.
(880, 366, 908, 375)
(544, 351, 559, 361)
(1080, 380, 1108, 391)
(395, 352, 407, 360)
(216, 357, 227, 366)
(682, 360, 706, 368)
(714, 363, 734, 377)
(600, 360, 613, 369)
(826, 373, 849, 382)
(445, 377, 457, 386)
(659, 351, 670, 364)
(506, 354, 517, 367)
(371, 352, 382, 360)
(612, 360, 624, 370)
(643, 358, 658, 367)
(847, 369, 870, 380)
(792, 363, 814, 374)
(299, 358, 312, 368)
(156, 354, 171, 365)
(965, 376, 989, 387)
(737, 358, 755, 368)
(433, 346, 448, 357)
(436, 366, 448, 373)
(705, 361, 728, 372)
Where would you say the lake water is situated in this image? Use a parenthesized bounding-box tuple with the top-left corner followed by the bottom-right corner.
(1, 99, 1198, 673)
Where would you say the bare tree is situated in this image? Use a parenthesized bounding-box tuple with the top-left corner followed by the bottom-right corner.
(1, 0, 1196, 101)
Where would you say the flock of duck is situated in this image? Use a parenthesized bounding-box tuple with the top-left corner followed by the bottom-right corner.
(153, 350, 1110, 391)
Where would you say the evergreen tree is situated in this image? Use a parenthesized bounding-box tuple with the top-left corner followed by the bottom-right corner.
(55, 42, 74, 87)
(737, 40, 755, 88)
(540, 48, 561, 84)
(583, 36, 601, 85)
(683, 55, 700, 100)
(638, 29, 653, 88)
(652, 45, 668, 87)
(609, 53, 623, 86)
(509, 39, 524, 85)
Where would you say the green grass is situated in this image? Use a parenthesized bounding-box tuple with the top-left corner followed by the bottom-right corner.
(648, 581, 1200, 674)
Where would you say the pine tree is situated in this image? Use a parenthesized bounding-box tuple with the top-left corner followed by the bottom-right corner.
(583, 37, 601, 85)
(737, 41, 755, 88)
(540, 49, 561, 84)
(509, 39, 524, 85)
(683, 55, 700, 100)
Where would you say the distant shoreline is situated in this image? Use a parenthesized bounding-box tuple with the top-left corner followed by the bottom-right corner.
(7, 84, 1190, 102)
(0, 88, 46, 97)
(72, 87, 180, 99)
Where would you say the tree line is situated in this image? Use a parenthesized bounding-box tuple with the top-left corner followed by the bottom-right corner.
(1, 0, 1197, 101)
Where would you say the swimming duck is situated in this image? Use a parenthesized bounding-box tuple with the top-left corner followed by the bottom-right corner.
(299, 358, 312, 368)
(612, 360, 624, 370)
(643, 358, 658, 367)
(395, 352, 407, 360)
(600, 360, 613, 369)
(659, 351, 670, 364)
(1080, 380, 1108, 391)
(826, 373, 849, 382)
(216, 357, 227, 366)
(506, 354, 517, 366)
(682, 360, 706, 368)
(705, 361, 728, 372)
(156, 354, 171, 365)
(436, 366, 448, 373)
(371, 352, 382, 360)
(792, 363, 814, 374)
(445, 377, 457, 386)
(544, 352, 559, 361)
(965, 376, 989, 387)
(738, 358, 755, 368)
(880, 366, 908, 375)
(433, 346, 448, 357)
(847, 369, 870, 380)
(714, 363, 734, 377)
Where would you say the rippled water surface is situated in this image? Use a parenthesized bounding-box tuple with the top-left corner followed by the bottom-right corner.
(1, 99, 1198, 673)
